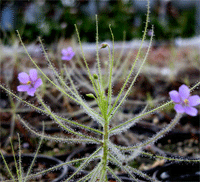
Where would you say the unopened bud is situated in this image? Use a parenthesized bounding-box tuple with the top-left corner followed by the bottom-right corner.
(101, 43, 108, 49)
(86, 93, 95, 99)
(93, 74, 98, 79)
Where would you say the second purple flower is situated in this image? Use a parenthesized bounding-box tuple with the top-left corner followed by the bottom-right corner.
(61, 47, 75, 61)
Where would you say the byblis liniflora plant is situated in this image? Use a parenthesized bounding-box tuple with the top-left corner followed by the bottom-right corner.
(1, 1, 200, 181)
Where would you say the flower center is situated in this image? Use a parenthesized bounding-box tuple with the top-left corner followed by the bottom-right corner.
(27, 81, 31, 85)
(184, 99, 189, 105)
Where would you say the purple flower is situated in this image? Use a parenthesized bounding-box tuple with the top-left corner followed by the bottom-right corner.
(17, 69, 42, 96)
(148, 30, 153, 37)
(61, 47, 75, 61)
(169, 84, 200, 116)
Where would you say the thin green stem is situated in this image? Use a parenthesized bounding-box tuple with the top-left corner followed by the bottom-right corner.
(63, 64, 81, 99)
(74, 25, 100, 101)
(24, 123, 45, 182)
(108, 0, 150, 117)
(117, 113, 182, 150)
(89, 161, 103, 182)
(107, 166, 122, 182)
(9, 138, 19, 179)
(0, 85, 103, 135)
(77, 161, 103, 182)
(109, 103, 148, 135)
(110, 100, 172, 133)
(127, 166, 156, 182)
(18, 115, 100, 144)
(17, 134, 22, 182)
(18, 156, 100, 182)
(141, 151, 200, 162)
(190, 81, 200, 91)
(64, 147, 102, 182)
(68, 59, 94, 91)
(113, 31, 126, 69)
(108, 25, 114, 113)
(96, 15, 103, 91)
(101, 117, 109, 182)
(63, 64, 103, 126)
(38, 37, 81, 100)
(0, 150, 16, 182)
(76, 171, 94, 182)
(99, 169, 107, 182)
(109, 26, 154, 120)
(36, 94, 100, 143)
(109, 152, 138, 181)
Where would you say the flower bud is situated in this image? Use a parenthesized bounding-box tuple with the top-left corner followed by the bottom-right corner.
(86, 93, 95, 99)
(93, 74, 98, 79)
(101, 43, 108, 49)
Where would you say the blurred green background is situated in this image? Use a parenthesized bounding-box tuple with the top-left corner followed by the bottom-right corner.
(0, 0, 199, 45)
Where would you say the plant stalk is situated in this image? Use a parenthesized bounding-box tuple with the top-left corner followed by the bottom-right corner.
(102, 117, 109, 181)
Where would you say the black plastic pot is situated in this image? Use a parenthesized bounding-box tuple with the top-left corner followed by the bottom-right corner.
(153, 162, 200, 181)
(129, 121, 157, 137)
(0, 154, 68, 182)
(154, 131, 200, 158)
(156, 131, 200, 145)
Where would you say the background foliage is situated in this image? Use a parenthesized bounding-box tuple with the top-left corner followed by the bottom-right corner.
(0, 0, 196, 45)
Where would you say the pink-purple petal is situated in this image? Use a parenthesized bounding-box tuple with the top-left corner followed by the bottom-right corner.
(174, 104, 185, 113)
(17, 69, 42, 96)
(18, 72, 29, 83)
(184, 106, 198, 116)
(29, 69, 38, 82)
(27, 87, 36, 96)
(179, 84, 190, 100)
(61, 47, 75, 61)
(169, 90, 181, 103)
(67, 47, 73, 53)
(34, 78, 43, 88)
(71, 52, 75, 57)
(188, 95, 200, 107)
(62, 56, 72, 61)
(61, 56, 69, 60)
(61, 49, 68, 55)
(17, 85, 30, 92)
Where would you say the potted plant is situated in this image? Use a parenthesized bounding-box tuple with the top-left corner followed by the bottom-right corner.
(0, 0, 200, 181)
